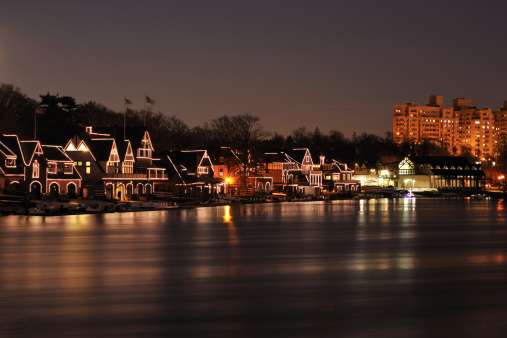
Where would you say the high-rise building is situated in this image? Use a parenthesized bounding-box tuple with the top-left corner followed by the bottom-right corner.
(495, 101, 507, 155)
(394, 96, 504, 160)
(393, 95, 457, 151)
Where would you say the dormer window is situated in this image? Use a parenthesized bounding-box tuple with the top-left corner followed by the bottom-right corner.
(5, 158, 15, 167)
(197, 167, 208, 174)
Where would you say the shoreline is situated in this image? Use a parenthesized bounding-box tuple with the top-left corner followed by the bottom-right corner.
(1, 191, 504, 217)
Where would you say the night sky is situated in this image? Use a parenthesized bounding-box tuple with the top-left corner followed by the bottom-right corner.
(2, 1, 507, 137)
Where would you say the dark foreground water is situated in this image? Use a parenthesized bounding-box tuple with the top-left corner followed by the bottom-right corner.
(0, 199, 506, 337)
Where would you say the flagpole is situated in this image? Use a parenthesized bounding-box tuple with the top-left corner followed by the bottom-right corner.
(34, 109, 37, 139)
(144, 92, 147, 127)
(124, 99, 126, 141)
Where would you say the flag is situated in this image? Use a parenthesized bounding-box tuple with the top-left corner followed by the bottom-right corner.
(35, 108, 44, 115)
(145, 95, 155, 104)
(125, 98, 132, 105)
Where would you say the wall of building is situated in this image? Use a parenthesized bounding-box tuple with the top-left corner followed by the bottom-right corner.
(394, 96, 506, 160)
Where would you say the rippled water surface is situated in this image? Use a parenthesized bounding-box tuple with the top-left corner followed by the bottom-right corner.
(0, 199, 506, 337)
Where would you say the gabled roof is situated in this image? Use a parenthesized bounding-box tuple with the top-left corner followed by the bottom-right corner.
(91, 127, 151, 151)
(264, 151, 287, 163)
(283, 148, 311, 165)
(165, 150, 211, 173)
(20, 141, 42, 166)
(42, 145, 73, 162)
(162, 150, 214, 184)
(0, 136, 25, 177)
(84, 139, 116, 162)
(116, 140, 133, 162)
(332, 160, 352, 172)
(0, 134, 28, 166)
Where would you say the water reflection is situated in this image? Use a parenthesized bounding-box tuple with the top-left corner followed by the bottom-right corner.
(0, 199, 506, 337)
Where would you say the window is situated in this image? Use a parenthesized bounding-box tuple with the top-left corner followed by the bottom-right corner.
(219, 168, 224, 177)
(86, 161, 91, 166)
(5, 159, 15, 167)
(33, 160, 39, 178)
(268, 163, 282, 170)
(64, 163, 72, 174)
(197, 167, 208, 174)
(138, 148, 152, 158)
(48, 162, 57, 174)
(86, 167, 91, 174)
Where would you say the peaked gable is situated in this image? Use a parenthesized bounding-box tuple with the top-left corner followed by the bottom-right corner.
(20, 141, 43, 166)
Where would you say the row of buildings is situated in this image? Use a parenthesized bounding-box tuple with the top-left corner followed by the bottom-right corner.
(393, 95, 507, 160)
(0, 126, 360, 200)
(1, 124, 487, 201)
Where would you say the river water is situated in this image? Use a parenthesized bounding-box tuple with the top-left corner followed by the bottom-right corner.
(0, 198, 506, 337)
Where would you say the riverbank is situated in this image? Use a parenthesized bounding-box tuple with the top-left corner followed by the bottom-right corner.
(1, 190, 504, 217)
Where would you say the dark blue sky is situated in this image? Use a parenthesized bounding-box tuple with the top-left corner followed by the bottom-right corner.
(2, 0, 507, 137)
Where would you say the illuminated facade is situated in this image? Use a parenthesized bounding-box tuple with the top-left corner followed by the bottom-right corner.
(393, 95, 457, 150)
(160, 149, 217, 197)
(264, 148, 323, 196)
(65, 126, 166, 200)
(394, 96, 507, 160)
(495, 101, 507, 152)
(398, 156, 484, 190)
(0, 134, 81, 197)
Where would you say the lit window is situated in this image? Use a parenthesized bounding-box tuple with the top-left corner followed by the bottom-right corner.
(33, 160, 40, 178)
(48, 162, 57, 174)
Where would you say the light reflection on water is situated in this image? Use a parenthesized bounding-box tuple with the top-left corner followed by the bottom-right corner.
(0, 199, 506, 337)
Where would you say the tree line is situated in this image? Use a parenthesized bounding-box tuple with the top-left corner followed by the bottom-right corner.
(0, 83, 459, 168)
